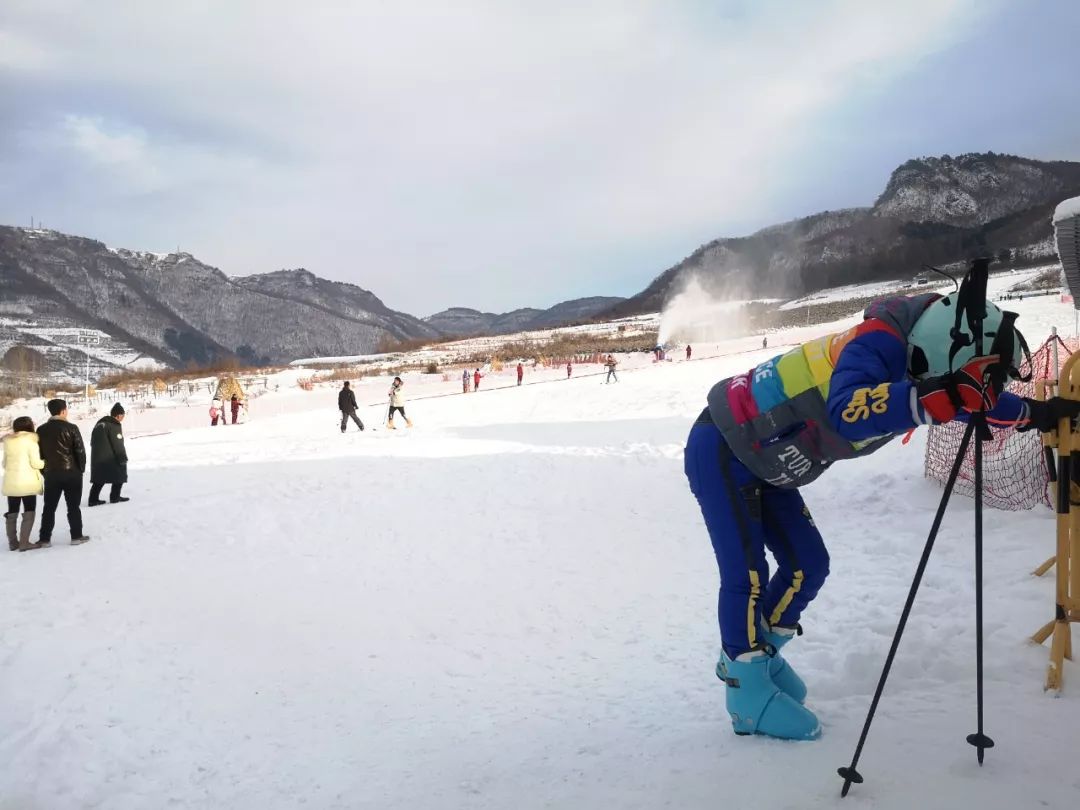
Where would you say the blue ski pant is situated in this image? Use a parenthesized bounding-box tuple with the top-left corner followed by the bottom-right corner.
(684, 416, 830, 659)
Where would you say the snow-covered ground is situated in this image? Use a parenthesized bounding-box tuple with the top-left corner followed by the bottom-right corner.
(2, 289, 1079, 809)
(777, 266, 1053, 311)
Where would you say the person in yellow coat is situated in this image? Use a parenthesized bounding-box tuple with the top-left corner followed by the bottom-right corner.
(2, 416, 45, 552)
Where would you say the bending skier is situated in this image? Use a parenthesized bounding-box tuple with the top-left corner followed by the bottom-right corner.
(685, 290, 1080, 741)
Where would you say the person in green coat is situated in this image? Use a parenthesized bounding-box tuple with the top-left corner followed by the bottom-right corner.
(88, 403, 129, 506)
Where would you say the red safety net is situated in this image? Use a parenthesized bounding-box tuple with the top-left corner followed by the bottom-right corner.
(924, 334, 1078, 510)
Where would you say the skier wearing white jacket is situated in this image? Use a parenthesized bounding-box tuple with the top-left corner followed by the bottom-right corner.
(387, 377, 412, 429)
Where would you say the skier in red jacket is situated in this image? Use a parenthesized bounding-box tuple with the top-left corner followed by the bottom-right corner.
(516, 363, 524, 386)
(473, 369, 482, 391)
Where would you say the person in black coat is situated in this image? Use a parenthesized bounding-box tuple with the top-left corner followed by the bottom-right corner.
(338, 381, 364, 433)
(89, 403, 129, 506)
(36, 398, 90, 546)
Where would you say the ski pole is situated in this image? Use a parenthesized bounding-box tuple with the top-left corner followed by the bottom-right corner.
(839, 418, 976, 797)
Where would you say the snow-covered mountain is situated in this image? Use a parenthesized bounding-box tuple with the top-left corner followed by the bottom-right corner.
(0, 227, 439, 376)
(609, 152, 1080, 317)
(425, 296, 626, 337)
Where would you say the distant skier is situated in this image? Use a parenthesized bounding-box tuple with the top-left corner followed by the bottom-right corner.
(566, 361, 572, 379)
(684, 290, 1080, 741)
(209, 398, 225, 426)
(686, 344, 692, 361)
(338, 381, 364, 433)
(605, 354, 618, 384)
(517, 363, 524, 386)
(473, 368, 482, 392)
(387, 377, 412, 429)
(230, 395, 241, 425)
(462, 369, 470, 394)
(762, 336, 768, 350)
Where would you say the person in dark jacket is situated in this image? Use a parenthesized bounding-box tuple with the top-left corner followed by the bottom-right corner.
(338, 382, 364, 433)
(230, 395, 241, 425)
(88, 403, 129, 506)
(36, 399, 90, 546)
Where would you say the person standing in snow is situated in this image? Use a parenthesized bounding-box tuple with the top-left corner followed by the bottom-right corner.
(462, 369, 470, 393)
(3, 416, 45, 552)
(762, 336, 768, 350)
(473, 368, 482, 392)
(604, 354, 618, 384)
(230, 395, 241, 425)
(387, 376, 412, 429)
(36, 399, 90, 547)
(338, 381, 364, 433)
(88, 403, 129, 506)
(566, 361, 572, 379)
(517, 363, 524, 386)
(209, 398, 225, 427)
(686, 345, 692, 361)
(684, 291, 1080, 741)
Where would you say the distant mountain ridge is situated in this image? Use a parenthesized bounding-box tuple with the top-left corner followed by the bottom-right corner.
(424, 296, 626, 336)
(4, 151, 1078, 381)
(607, 152, 1080, 318)
(0, 227, 439, 374)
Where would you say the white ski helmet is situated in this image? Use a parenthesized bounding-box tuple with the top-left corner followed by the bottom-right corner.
(907, 293, 1027, 380)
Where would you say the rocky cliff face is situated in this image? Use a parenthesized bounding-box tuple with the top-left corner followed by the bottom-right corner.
(0, 227, 438, 374)
(608, 153, 1080, 318)
(874, 154, 1076, 227)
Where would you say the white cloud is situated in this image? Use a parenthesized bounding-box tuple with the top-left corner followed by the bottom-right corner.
(59, 115, 164, 194)
(0, 0, 988, 311)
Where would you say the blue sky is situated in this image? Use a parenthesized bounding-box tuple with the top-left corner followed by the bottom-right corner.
(1, 1, 1078, 315)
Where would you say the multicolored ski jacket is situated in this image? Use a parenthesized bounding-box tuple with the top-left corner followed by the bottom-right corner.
(706, 294, 1026, 489)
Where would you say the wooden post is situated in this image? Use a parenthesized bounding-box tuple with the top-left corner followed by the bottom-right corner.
(1032, 348, 1080, 691)
(1034, 379, 1059, 577)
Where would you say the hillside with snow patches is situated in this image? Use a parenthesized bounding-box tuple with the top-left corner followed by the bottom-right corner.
(5, 153, 1079, 385)
(0, 267, 1077, 809)
(610, 152, 1080, 318)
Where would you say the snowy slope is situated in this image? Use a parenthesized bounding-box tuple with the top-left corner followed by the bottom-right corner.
(0, 292, 1078, 809)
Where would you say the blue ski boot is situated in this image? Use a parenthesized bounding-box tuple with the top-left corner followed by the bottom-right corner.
(716, 650, 821, 740)
(760, 623, 807, 704)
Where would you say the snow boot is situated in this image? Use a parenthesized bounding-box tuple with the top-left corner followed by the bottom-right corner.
(387, 419, 396, 430)
(18, 512, 39, 552)
(70, 536, 90, 546)
(760, 623, 807, 704)
(716, 650, 821, 740)
(4, 513, 17, 551)
(406, 418, 414, 428)
(110, 496, 130, 504)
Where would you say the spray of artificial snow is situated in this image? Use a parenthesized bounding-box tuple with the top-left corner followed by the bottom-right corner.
(657, 275, 752, 345)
